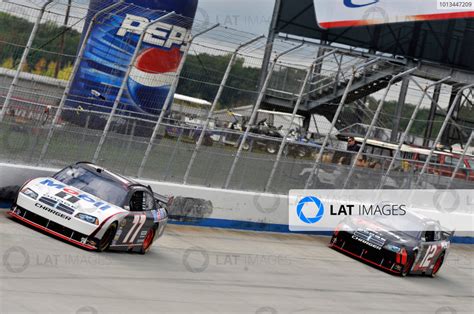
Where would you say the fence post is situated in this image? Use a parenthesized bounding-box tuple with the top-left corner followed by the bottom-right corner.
(137, 24, 220, 178)
(342, 66, 418, 190)
(182, 35, 264, 184)
(266, 49, 337, 192)
(379, 76, 451, 189)
(415, 83, 474, 186)
(446, 131, 473, 189)
(223, 43, 305, 189)
(264, 67, 311, 192)
(0, 0, 53, 122)
(92, 11, 175, 163)
(38, 1, 125, 164)
(303, 58, 381, 189)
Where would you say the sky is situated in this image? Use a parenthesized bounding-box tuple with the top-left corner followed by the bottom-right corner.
(196, 0, 273, 35)
(5, 0, 275, 34)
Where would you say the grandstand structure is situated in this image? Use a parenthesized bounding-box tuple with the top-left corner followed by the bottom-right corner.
(0, 0, 473, 194)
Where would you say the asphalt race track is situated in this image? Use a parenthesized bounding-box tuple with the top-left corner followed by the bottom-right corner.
(1, 207, 473, 314)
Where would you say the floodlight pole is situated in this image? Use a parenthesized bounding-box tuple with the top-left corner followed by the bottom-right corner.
(265, 49, 337, 192)
(258, 0, 282, 90)
(92, 12, 175, 163)
(303, 58, 381, 189)
(137, 23, 219, 178)
(379, 76, 451, 189)
(415, 83, 474, 186)
(223, 42, 305, 189)
(342, 66, 418, 190)
(38, 1, 125, 164)
(0, 0, 53, 122)
(183, 35, 264, 184)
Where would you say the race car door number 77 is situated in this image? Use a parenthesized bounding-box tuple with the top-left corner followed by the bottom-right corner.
(123, 214, 147, 243)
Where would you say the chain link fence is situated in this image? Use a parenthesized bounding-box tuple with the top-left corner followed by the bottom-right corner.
(0, 1, 473, 194)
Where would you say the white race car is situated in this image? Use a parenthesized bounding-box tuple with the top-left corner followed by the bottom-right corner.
(9, 162, 171, 254)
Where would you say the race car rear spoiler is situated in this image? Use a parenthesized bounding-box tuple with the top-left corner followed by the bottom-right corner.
(153, 192, 174, 210)
(442, 229, 455, 240)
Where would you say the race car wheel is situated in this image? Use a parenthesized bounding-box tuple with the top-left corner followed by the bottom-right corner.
(242, 141, 250, 151)
(202, 136, 213, 147)
(297, 147, 307, 158)
(97, 223, 117, 252)
(431, 252, 445, 277)
(266, 143, 277, 154)
(140, 228, 155, 255)
(401, 252, 416, 277)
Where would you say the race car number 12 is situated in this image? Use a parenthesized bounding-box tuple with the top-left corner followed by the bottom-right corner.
(420, 245, 438, 268)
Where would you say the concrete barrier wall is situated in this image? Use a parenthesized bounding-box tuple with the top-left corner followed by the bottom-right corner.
(0, 162, 472, 243)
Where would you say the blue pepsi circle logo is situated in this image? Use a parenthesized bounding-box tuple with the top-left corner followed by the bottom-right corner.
(128, 47, 181, 113)
(297, 196, 324, 224)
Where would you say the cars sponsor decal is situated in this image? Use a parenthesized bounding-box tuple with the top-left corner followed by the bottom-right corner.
(35, 203, 71, 221)
(39, 179, 112, 211)
(152, 208, 168, 222)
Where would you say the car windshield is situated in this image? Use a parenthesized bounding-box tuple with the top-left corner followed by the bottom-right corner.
(53, 166, 128, 207)
(373, 213, 423, 239)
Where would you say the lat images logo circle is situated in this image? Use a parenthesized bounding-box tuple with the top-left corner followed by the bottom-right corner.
(296, 196, 324, 224)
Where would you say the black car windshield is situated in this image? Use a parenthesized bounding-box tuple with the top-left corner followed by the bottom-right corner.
(53, 166, 128, 207)
(373, 213, 423, 240)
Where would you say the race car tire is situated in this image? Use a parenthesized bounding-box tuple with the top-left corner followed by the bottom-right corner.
(97, 223, 117, 252)
(242, 141, 250, 151)
(266, 143, 277, 154)
(199, 135, 213, 147)
(139, 228, 156, 255)
(430, 252, 445, 277)
(297, 147, 308, 158)
(401, 251, 416, 277)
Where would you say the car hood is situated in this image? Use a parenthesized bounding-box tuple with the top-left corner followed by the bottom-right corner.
(25, 177, 127, 219)
(347, 217, 419, 246)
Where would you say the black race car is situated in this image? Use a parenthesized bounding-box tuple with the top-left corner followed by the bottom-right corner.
(329, 213, 453, 277)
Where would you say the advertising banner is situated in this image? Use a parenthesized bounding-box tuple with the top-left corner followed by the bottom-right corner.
(314, 0, 474, 28)
(66, 0, 199, 119)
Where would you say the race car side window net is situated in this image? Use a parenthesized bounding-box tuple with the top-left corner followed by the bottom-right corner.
(130, 191, 144, 212)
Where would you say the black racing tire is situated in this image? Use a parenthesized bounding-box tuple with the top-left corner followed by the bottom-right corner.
(430, 252, 445, 277)
(97, 223, 117, 252)
(200, 135, 213, 147)
(139, 227, 156, 255)
(242, 141, 250, 151)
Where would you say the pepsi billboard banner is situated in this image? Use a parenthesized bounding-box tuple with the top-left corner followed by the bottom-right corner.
(314, 0, 474, 29)
(66, 0, 198, 117)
